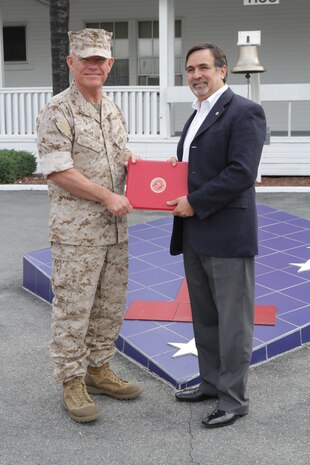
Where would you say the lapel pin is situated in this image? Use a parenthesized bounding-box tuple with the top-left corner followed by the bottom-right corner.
(215, 111, 220, 116)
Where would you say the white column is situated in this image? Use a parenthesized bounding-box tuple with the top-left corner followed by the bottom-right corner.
(250, 73, 263, 182)
(159, 0, 175, 138)
(250, 73, 261, 105)
(0, 7, 4, 87)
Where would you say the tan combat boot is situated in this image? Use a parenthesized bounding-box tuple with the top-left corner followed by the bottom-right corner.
(63, 377, 100, 423)
(85, 363, 143, 400)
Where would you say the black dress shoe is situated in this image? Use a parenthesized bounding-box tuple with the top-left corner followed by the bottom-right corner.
(202, 409, 246, 428)
(175, 387, 216, 402)
(202, 409, 247, 428)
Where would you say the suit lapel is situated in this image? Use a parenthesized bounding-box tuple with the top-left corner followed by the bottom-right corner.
(193, 88, 234, 140)
(178, 88, 234, 159)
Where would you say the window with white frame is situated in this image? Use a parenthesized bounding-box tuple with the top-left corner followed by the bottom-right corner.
(86, 19, 182, 86)
(3, 25, 27, 62)
(138, 20, 182, 85)
(86, 21, 129, 85)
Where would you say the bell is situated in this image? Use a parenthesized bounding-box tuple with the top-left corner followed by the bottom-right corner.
(231, 45, 265, 74)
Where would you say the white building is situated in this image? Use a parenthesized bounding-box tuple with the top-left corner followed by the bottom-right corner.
(1, 0, 310, 175)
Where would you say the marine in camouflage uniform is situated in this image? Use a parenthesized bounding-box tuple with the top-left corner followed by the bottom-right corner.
(36, 28, 143, 422)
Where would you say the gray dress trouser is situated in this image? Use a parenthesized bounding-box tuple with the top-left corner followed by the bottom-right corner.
(183, 229, 255, 415)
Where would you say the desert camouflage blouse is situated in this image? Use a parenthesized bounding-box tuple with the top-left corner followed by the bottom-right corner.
(37, 81, 129, 246)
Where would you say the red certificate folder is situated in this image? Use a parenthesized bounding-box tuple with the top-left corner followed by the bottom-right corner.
(126, 160, 188, 210)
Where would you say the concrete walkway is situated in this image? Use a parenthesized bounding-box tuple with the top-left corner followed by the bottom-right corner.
(0, 191, 309, 465)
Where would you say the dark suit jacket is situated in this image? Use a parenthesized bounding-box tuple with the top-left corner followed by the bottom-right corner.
(170, 87, 266, 258)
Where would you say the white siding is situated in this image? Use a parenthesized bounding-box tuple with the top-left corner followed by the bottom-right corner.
(1, 0, 310, 163)
(2, 0, 310, 88)
(3, 136, 310, 177)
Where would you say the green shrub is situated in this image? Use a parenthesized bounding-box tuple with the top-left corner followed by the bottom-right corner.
(0, 149, 37, 183)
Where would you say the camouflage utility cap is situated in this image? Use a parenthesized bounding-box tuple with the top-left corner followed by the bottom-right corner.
(68, 28, 112, 59)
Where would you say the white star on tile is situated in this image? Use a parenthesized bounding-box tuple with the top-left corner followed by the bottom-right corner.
(289, 259, 310, 273)
(168, 338, 198, 358)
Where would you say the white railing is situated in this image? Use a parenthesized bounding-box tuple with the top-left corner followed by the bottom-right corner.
(0, 84, 310, 139)
(106, 87, 159, 136)
(0, 86, 160, 138)
(167, 83, 310, 138)
(0, 87, 53, 137)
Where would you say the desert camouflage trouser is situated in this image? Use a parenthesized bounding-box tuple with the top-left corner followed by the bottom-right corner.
(50, 241, 128, 383)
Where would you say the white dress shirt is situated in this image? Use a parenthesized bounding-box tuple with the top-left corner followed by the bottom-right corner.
(182, 84, 228, 162)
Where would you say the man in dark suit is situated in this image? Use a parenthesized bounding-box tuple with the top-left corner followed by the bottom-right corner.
(167, 43, 266, 428)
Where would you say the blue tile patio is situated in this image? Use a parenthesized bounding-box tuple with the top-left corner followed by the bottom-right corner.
(23, 203, 310, 388)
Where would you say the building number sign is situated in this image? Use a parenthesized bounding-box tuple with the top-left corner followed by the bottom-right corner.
(244, 0, 280, 5)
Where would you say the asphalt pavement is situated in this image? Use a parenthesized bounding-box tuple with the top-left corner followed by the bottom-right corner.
(0, 190, 309, 465)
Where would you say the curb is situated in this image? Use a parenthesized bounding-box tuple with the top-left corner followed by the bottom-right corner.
(1, 185, 310, 193)
(0, 185, 48, 190)
(255, 186, 310, 193)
